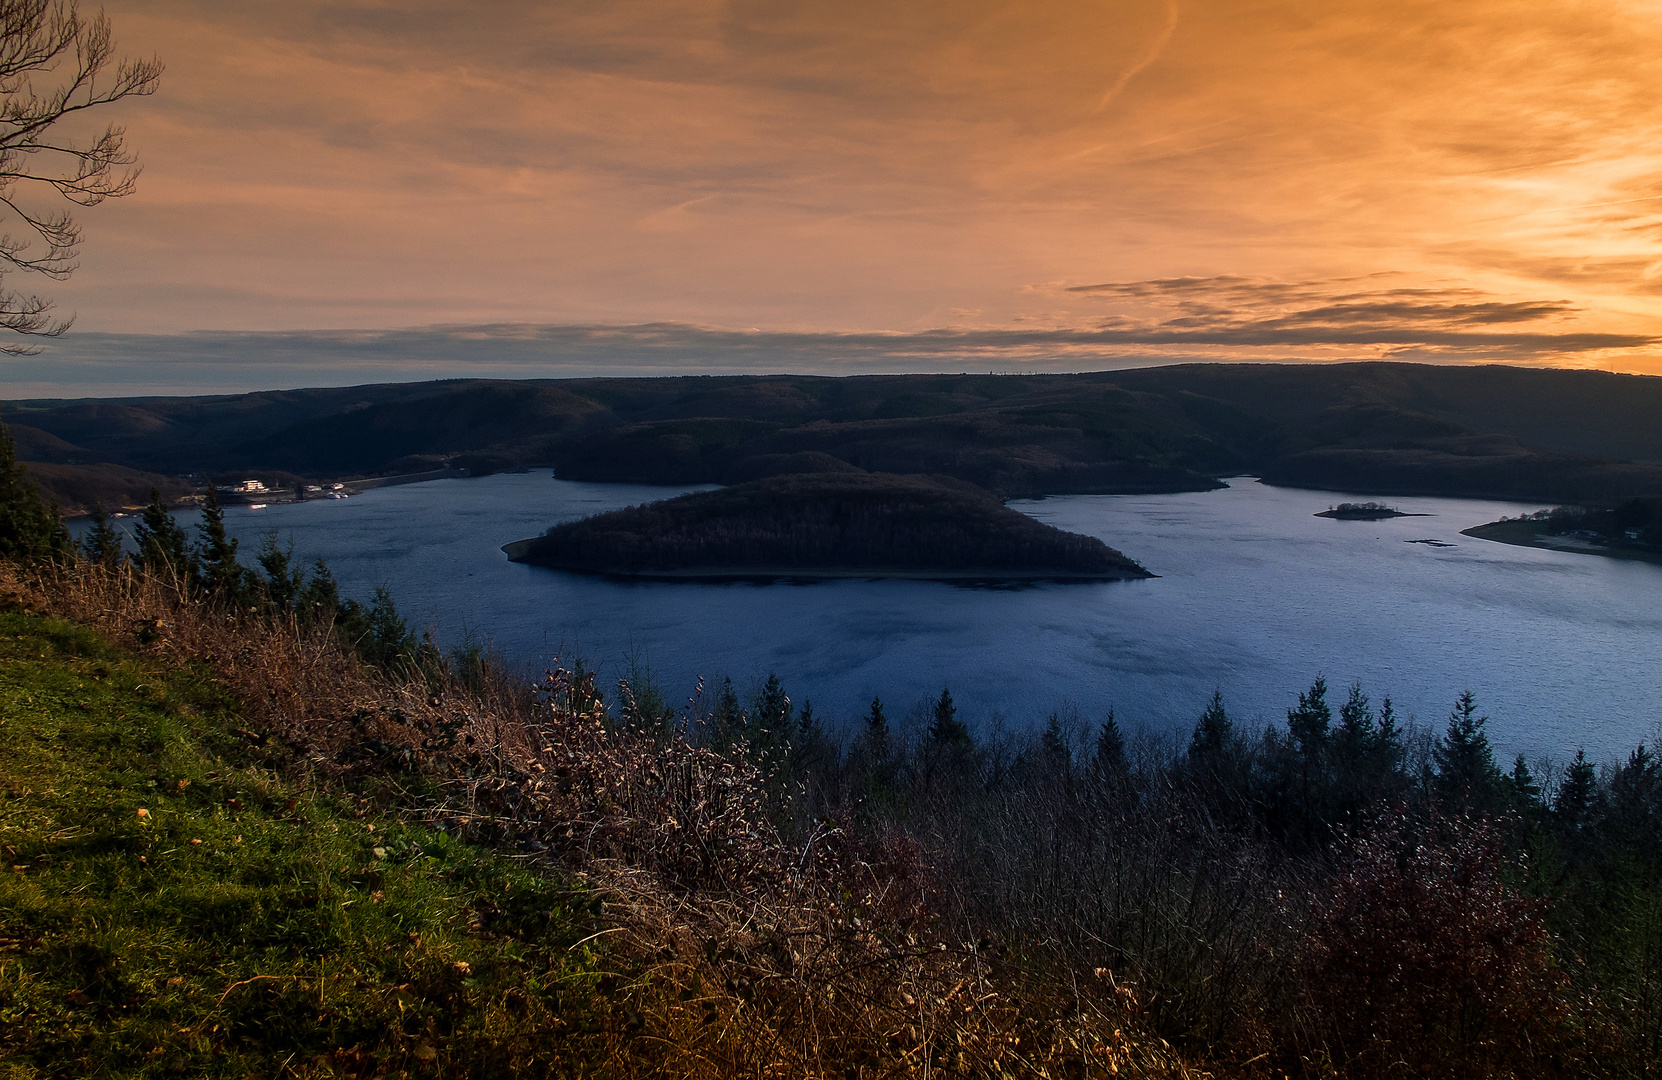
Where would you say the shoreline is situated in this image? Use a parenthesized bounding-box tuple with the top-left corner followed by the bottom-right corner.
(501, 539, 1153, 582)
(1461, 520, 1662, 567)
(1314, 509, 1431, 521)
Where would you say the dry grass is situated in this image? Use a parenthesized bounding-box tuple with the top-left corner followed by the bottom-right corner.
(13, 559, 1213, 1079)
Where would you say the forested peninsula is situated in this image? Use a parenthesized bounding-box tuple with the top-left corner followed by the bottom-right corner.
(506, 472, 1150, 580)
(1463, 496, 1662, 565)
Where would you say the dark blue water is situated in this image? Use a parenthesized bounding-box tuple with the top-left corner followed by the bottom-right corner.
(102, 475, 1662, 763)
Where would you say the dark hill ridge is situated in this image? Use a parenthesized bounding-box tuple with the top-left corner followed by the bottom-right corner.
(505, 472, 1152, 581)
(10, 362, 1662, 506)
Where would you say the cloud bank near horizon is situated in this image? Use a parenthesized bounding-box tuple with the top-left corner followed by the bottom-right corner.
(8, 277, 1652, 399)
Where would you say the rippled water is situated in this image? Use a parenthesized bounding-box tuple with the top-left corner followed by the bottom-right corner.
(109, 473, 1662, 763)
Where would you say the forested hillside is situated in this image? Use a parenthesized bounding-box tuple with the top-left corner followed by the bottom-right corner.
(11, 362, 1662, 508)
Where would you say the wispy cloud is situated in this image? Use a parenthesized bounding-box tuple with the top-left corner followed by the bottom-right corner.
(44, 1, 1655, 353)
(8, 275, 1653, 399)
(1056, 276, 1647, 357)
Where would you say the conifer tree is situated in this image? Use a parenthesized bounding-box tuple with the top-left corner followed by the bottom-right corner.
(295, 558, 341, 627)
(257, 533, 304, 614)
(335, 585, 419, 672)
(789, 698, 827, 771)
(1374, 696, 1403, 772)
(0, 419, 69, 563)
(797, 699, 822, 744)
(1335, 682, 1375, 765)
(1555, 748, 1598, 827)
(711, 676, 746, 750)
(1608, 743, 1660, 836)
(1288, 675, 1332, 757)
(929, 687, 970, 748)
(1042, 711, 1070, 764)
(1507, 754, 1542, 807)
(131, 488, 191, 580)
(863, 695, 889, 759)
(749, 672, 792, 765)
(194, 485, 248, 599)
(1190, 690, 1232, 760)
(1434, 691, 1501, 810)
(364, 586, 417, 670)
(755, 671, 792, 730)
(79, 502, 122, 565)
(1095, 709, 1126, 773)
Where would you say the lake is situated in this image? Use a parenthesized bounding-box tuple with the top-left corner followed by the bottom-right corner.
(108, 474, 1662, 765)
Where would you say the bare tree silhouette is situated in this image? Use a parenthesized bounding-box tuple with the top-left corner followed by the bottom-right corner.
(0, 0, 160, 352)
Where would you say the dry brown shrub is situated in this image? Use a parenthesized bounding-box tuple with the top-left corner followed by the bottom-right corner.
(15, 559, 1211, 1079)
(1298, 811, 1580, 1079)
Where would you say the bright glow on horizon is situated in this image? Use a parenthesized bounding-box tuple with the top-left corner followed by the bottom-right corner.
(34, 0, 1662, 380)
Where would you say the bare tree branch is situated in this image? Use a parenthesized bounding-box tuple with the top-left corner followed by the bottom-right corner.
(0, 0, 160, 349)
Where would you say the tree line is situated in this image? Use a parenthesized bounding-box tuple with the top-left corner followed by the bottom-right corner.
(0, 423, 424, 673)
(605, 659, 1662, 1077)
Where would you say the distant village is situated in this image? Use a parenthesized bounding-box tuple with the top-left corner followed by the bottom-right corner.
(221, 478, 350, 503)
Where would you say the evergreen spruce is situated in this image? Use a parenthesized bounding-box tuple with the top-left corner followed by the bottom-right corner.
(336, 586, 419, 672)
(1555, 748, 1599, 827)
(755, 671, 792, 729)
(257, 532, 305, 614)
(295, 559, 342, 627)
(1287, 675, 1332, 757)
(1608, 744, 1660, 836)
(791, 699, 831, 780)
(0, 418, 70, 563)
(1373, 696, 1403, 773)
(80, 502, 123, 566)
(1508, 754, 1543, 807)
(1094, 709, 1127, 774)
(194, 486, 248, 599)
(749, 672, 792, 765)
(1335, 682, 1375, 765)
(797, 699, 822, 744)
(364, 586, 417, 670)
(864, 696, 889, 759)
(1433, 690, 1501, 808)
(929, 687, 971, 748)
(132, 488, 192, 580)
(1190, 690, 1232, 760)
(711, 676, 746, 750)
(1042, 711, 1070, 764)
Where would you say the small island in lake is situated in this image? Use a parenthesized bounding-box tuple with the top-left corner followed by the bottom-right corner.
(505, 471, 1152, 581)
(1315, 501, 1426, 520)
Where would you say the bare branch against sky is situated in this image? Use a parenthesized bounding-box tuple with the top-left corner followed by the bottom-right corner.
(0, 0, 161, 353)
(27, 0, 1662, 388)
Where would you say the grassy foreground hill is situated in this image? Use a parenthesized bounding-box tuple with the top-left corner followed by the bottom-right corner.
(0, 610, 623, 1077)
(0, 563, 1197, 1080)
(508, 472, 1151, 580)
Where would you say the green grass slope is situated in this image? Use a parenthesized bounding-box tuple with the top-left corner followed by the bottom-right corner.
(0, 612, 618, 1079)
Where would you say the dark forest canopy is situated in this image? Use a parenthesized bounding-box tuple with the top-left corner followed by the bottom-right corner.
(9, 362, 1662, 508)
(508, 471, 1151, 580)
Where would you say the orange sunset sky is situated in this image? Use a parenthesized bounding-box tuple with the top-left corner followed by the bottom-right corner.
(19, 0, 1662, 391)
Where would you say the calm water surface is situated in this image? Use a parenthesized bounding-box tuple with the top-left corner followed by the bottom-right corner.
(131, 474, 1662, 762)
